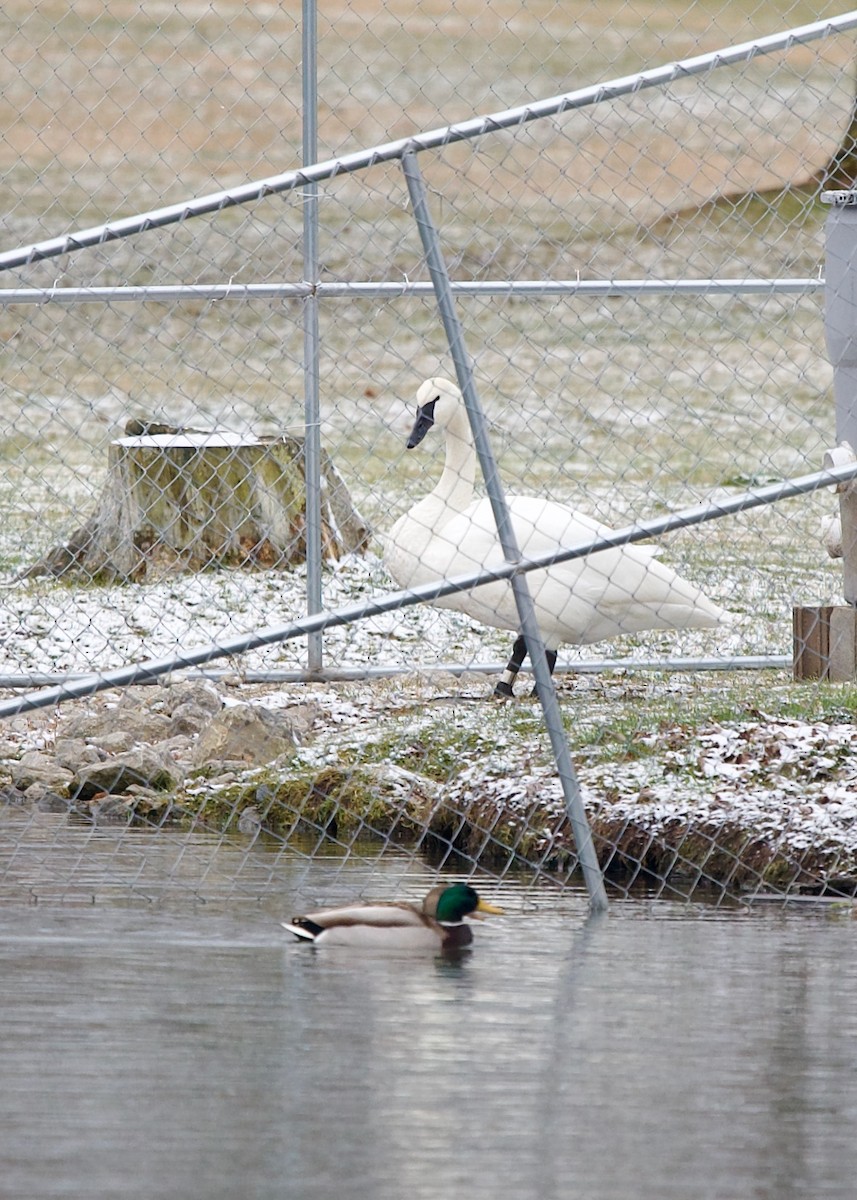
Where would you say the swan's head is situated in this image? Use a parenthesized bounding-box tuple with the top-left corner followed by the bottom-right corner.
(407, 377, 463, 449)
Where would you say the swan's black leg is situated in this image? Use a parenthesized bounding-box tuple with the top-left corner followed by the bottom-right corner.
(531, 648, 558, 696)
(494, 634, 527, 698)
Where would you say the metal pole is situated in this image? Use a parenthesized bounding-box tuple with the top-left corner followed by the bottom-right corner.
(0, 278, 828, 305)
(302, 0, 323, 671)
(400, 148, 608, 913)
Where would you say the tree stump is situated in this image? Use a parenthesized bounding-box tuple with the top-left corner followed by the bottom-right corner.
(26, 422, 370, 581)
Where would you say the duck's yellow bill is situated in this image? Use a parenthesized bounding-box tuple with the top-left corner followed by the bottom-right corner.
(474, 898, 504, 916)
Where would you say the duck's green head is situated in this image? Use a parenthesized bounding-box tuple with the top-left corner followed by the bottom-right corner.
(430, 883, 504, 924)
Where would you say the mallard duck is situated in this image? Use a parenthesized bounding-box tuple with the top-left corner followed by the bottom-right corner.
(384, 377, 729, 696)
(282, 883, 503, 949)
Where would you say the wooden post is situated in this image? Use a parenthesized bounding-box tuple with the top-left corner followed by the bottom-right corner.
(794, 605, 857, 681)
(793, 606, 832, 680)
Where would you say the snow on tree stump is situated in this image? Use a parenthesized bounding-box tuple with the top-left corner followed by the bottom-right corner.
(26, 422, 370, 581)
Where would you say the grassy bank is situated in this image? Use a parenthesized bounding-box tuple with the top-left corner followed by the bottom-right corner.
(157, 671, 857, 899)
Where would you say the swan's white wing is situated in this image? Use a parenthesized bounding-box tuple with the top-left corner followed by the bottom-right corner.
(386, 487, 724, 644)
(403, 500, 656, 600)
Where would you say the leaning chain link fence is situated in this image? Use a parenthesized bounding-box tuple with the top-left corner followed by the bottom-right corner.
(3, 1, 857, 909)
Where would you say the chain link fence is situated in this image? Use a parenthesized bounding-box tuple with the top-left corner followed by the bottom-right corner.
(3, 2, 857, 910)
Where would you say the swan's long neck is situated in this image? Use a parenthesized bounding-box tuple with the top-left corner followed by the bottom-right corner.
(431, 405, 476, 521)
(403, 403, 476, 536)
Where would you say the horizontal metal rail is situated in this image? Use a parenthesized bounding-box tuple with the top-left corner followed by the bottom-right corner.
(0, 655, 791, 690)
(1, 11, 854, 272)
(1, 459, 855, 718)
(0, 279, 825, 304)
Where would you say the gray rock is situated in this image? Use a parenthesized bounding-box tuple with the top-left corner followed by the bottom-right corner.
(0, 685, 322, 815)
(205, 771, 238, 788)
(10, 752, 74, 795)
(126, 782, 172, 802)
(73, 747, 184, 800)
(91, 730, 137, 755)
(60, 709, 173, 745)
(157, 735, 198, 766)
(192, 704, 300, 768)
(277, 702, 320, 741)
(237, 806, 262, 834)
(163, 683, 223, 716)
(28, 786, 72, 813)
(54, 738, 103, 770)
(169, 702, 215, 737)
(88, 795, 133, 823)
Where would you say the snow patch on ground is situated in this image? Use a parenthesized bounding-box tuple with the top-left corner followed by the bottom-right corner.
(1, 550, 753, 681)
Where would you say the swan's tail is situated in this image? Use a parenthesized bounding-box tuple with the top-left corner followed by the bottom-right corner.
(650, 596, 731, 630)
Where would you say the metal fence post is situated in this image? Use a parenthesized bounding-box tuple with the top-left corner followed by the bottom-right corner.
(400, 148, 608, 913)
(821, 189, 857, 606)
(302, 0, 323, 672)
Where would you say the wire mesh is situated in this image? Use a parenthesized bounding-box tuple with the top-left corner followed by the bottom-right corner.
(2, 2, 857, 910)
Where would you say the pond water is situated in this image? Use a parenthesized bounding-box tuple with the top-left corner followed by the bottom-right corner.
(1, 818, 856, 1200)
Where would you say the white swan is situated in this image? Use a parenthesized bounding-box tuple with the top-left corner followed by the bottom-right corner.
(384, 378, 729, 696)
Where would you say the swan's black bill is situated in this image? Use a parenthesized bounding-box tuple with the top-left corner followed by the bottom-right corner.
(407, 400, 437, 449)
